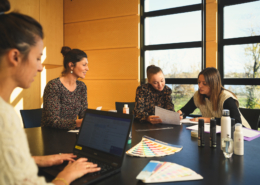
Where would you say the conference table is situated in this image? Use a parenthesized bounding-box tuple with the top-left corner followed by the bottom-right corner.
(25, 120, 260, 185)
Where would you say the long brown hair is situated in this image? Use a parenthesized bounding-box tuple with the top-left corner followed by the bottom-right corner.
(197, 67, 236, 111)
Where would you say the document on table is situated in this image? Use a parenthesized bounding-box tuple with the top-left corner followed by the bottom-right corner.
(155, 106, 181, 125)
(68, 130, 79, 133)
(243, 128, 260, 141)
(186, 124, 221, 133)
(180, 118, 198, 124)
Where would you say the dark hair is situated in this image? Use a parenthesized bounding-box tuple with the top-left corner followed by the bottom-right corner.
(0, 0, 44, 60)
(61, 46, 87, 76)
(146, 65, 163, 80)
(197, 67, 236, 111)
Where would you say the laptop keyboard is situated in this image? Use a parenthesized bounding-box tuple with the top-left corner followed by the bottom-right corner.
(76, 156, 115, 177)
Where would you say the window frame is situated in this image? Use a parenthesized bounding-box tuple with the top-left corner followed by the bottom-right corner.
(218, 0, 260, 86)
(140, 0, 206, 85)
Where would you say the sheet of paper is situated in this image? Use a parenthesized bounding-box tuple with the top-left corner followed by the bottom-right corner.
(96, 106, 102, 110)
(155, 106, 180, 125)
(186, 124, 221, 133)
(180, 118, 198, 124)
(242, 128, 260, 138)
(68, 130, 79, 133)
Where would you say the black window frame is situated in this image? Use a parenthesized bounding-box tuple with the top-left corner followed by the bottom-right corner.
(218, 0, 260, 86)
(140, 0, 206, 85)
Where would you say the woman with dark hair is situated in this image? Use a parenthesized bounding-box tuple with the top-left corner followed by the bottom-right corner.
(0, 0, 100, 184)
(178, 67, 250, 128)
(41, 46, 89, 129)
(134, 65, 176, 124)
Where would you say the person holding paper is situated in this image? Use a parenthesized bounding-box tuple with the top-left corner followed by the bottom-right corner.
(41, 46, 89, 129)
(134, 65, 177, 124)
(0, 1, 100, 184)
(177, 67, 250, 128)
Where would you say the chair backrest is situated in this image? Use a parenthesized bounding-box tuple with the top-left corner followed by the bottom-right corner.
(239, 108, 260, 130)
(20, 108, 43, 128)
(115, 102, 135, 114)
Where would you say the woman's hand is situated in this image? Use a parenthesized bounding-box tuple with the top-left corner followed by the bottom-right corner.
(177, 110, 183, 120)
(146, 115, 162, 124)
(53, 158, 101, 185)
(76, 119, 83, 127)
(33, 153, 77, 167)
(190, 117, 210, 123)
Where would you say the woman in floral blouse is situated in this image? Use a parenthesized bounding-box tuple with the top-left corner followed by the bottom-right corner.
(134, 65, 175, 124)
(41, 46, 89, 129)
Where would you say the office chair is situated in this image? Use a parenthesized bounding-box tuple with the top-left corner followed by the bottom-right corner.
(239, 108, 260, 130)
(20, 108, 43, 128)
(115, 102, 135, 114)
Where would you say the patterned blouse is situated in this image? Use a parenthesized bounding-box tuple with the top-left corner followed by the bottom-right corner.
(134, 83, 175, 121)
(41, 78, 88, 129)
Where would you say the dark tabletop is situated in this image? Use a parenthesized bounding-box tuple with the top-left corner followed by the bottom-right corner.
(25, 121, 260, 185)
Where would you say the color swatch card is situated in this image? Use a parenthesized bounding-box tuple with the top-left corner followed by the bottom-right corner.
(126, 135, 183, 157)
(137, 160, 203, 183)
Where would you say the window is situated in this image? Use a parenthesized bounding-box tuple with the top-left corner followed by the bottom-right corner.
(140, 0, 205, 114)
(218, 0, 260, 109)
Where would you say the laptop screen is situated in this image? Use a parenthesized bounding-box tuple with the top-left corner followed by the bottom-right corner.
(77, 113, 131, 157)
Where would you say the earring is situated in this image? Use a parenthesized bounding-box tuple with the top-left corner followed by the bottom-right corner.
(71, 70, 73, 74)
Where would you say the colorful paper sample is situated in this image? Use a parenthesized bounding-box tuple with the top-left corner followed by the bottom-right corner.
(126, 135, 183, 157)
(137, 160, 203, 183)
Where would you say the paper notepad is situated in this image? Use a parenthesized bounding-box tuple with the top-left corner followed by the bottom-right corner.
(155, 106, 181, 125)
(137, 160, 203, 183)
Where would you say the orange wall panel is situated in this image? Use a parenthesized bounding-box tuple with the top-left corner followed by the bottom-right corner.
(84, 48, 139, 80)
(64, 15, 139, 50)
(64, 0, 139, 23)
(81, 79, 139, 110)
(40, 0, 63, 66)
(9, 0, 40, 21)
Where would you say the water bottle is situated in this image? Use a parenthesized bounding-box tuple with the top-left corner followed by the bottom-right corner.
(221, 109, 231, 150)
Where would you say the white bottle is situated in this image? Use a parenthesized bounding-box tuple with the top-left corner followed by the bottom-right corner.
(234, 123, 244, 155)
(221, 109, 231, 149)
(123, 104, 129, 114)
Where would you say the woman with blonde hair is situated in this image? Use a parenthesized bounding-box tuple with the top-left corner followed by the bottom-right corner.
(134, 65, 176, 124)
(178, 67, 250, 128)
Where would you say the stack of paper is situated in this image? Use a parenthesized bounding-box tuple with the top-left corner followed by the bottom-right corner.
(126, 135, 182, 157)
(136, 160, 203, 183)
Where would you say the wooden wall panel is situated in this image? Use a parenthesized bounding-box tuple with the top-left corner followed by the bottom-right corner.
(40, 0, 63, 66)
(81, 79, 139, 110)
(64, 15, 139, 50)
(206, 41, 217, 68)
(84, 48, 139, 80)
(206, 0, 217, 68)
(64, 0, 139, 23)
(8, 0, 63, 113)
(8, 0, 40, 21)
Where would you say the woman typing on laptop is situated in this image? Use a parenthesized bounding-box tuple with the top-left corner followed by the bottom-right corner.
(0, 0, 100, 184)
(134, 65, 180, 124)
(41, 46, 89, 130)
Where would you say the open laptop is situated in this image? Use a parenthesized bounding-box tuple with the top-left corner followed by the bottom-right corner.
(43, 109, 133, 185)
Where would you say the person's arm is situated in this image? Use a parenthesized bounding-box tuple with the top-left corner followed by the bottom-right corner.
(134, 86, 149, 122)
(165, 88, 175, 111)
(223, 97, 242, 124)
(42, 82, 77, 129)
(77, 84, 88, 127)
(180, 97, 197, 118)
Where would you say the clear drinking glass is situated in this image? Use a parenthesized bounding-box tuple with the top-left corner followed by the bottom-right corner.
(221, 137, 233, 158)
